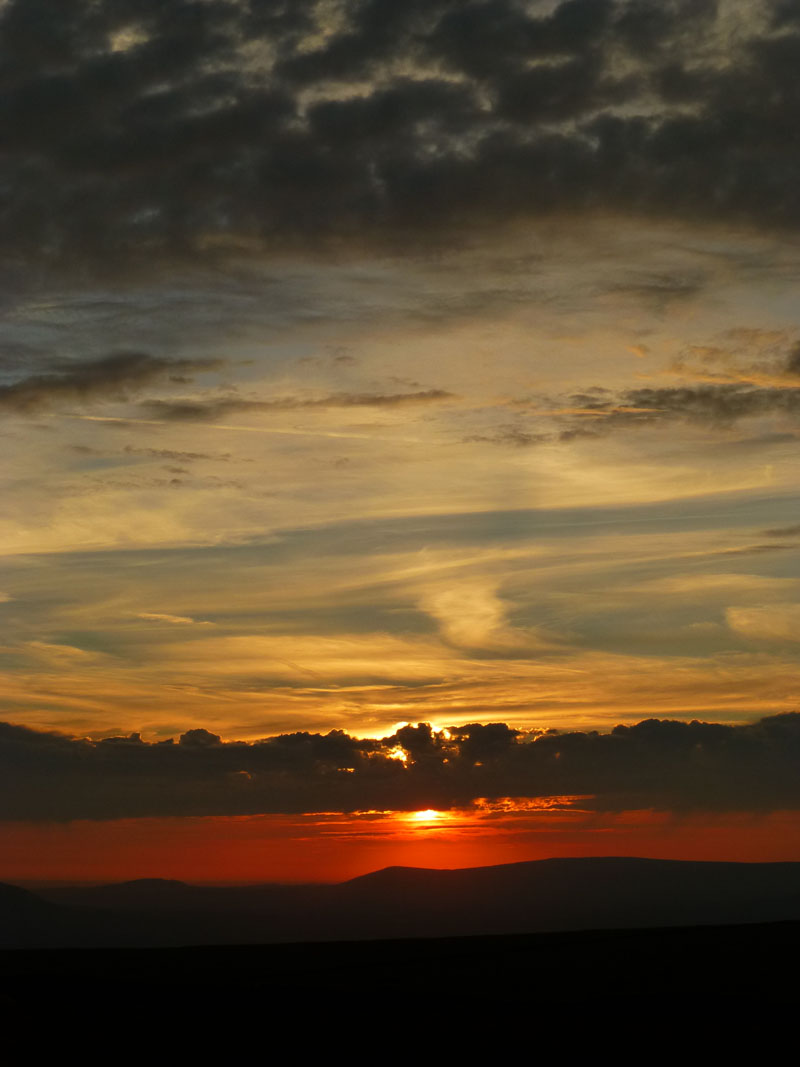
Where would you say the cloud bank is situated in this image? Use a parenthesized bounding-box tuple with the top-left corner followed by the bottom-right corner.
(2, 713, 799, 820)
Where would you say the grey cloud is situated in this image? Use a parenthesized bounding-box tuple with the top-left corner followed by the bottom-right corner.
(558, 426, 601, 442)
(773, 0, 800, 27)
(123, 446, 235, 462)
(0, 351, 218, 414)
(143, 389, 454, 421)
(179, 727, 222, 747)
(614, 0, 718, 55)
(494, 53, 635, 125)
(762, 524, 800, 538)
(424, 0, 615, 79)
(469, 378, 800, 447)
(601, 271, 707, 308)
(550, 382, 800, 436)
(141, 397, 254, 422)
(709, 543, 794, 557)
(306, 78, 477, 150)
(464, 426, 549, 447)
(703, 432, 799, 452)
(2, 1, 800, 276)
(1, 713, 798, 820)
(784, 342, 800, 375)
(624, 384, 800, 425)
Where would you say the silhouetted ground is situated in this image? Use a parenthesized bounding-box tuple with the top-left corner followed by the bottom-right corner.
(1, 920, 799, 1025)
(3, 856, 800, 1026)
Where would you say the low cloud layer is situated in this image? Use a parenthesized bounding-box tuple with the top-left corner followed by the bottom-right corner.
(2, 0, 800, 275)
(2, 713, 799, 821)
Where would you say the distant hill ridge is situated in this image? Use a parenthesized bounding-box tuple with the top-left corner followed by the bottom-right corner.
(105, 878, 190, 889)
(4, 856, 800, 949)
(344, 855, 781, 883)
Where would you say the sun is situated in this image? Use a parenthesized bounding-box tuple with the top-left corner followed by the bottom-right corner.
(405, 809, 450, 824)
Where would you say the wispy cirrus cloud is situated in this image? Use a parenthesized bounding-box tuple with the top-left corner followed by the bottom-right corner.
(136, 612, 210, 626)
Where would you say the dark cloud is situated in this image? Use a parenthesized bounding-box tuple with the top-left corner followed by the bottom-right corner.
(494, 52, 633, 125)
(709, 543, 794, 557)
(142, 397, 254, 422)
(762, 524, 800, 538)
(614, 0, 717, 55)
(558, 426, 601, 442)
(4, 358, 448, 426)
(784, 342, 800, 375)
(705, 432, 799, 452)
(2, 0, 799, 276)
(0, 351, 218, 414)
(470, 375, 800, 447)
(773, 0, 800, 27)
(602, 271, 707, 308)
(464, 426, 548, 447)
(143, 389, 454, 421)
(123, 446, 235, 462)
(623, 384, 800, 425)
(547, 381, 800, 436)
(1, 713, 798, 820)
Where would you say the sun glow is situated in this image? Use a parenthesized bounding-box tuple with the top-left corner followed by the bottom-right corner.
(404, 809, 452, 824)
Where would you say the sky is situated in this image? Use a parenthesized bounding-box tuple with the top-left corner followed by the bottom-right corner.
(2, 0, 800, 883)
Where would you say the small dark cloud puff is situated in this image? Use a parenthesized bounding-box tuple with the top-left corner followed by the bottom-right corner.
(0, 351, 218, 414)
(1, 713, 798, 820)
(1, 0, 799, 277)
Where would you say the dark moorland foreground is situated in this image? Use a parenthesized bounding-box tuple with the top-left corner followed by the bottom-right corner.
(3, 922, 800, 1022)
(2, 857, 800, 1016)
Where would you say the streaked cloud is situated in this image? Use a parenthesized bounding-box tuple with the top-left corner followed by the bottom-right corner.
(726, 604, 800, 644)
(0, 352, 219, 414)
(142, 388, 455, 422)
(136, 612, 207, 626)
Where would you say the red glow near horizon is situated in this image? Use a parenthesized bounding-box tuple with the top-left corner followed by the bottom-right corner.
(3, 806, 800, 885)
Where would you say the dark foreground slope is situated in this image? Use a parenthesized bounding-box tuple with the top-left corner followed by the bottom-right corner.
(4, 860, 800, 1029)
(1, 921, 799, 1024)
(15, 856, 800, 948)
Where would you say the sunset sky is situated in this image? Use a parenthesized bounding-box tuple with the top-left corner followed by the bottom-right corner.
(2, 0, 800, 883)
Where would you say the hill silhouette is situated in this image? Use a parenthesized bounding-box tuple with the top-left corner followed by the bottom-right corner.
(3, 856, 798, 949)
